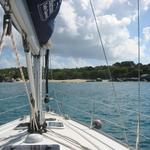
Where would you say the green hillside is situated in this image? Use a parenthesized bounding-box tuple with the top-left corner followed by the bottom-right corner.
(0, 61, 150, 82)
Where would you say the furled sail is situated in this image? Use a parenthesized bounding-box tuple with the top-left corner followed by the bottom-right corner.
(0, 0, 62, 54)
(26, 0, 62, 46)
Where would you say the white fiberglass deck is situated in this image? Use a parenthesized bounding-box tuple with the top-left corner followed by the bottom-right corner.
(0, 112, 130, 150)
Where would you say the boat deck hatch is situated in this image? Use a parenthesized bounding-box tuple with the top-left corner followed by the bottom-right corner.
(2, 145, 60, 150)
(46, 120, 64, 129)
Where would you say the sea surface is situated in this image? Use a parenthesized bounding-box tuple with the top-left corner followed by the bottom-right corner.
(0, 82, 149, 149)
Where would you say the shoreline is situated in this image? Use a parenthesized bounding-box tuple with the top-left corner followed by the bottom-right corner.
(0, 79, 150, 83)
(48, 79, 88, 83)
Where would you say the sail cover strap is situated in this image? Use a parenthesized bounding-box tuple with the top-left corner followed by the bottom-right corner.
(26, 0, 62, 46)
(44, 49, 49, 103)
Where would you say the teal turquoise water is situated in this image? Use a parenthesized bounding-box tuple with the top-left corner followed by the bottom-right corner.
(0, 82, 149, 149)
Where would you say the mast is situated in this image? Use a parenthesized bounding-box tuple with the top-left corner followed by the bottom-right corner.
(23, 0, 62, 132)
(23, 37, 44, 132)
(33, 51, 44, 125)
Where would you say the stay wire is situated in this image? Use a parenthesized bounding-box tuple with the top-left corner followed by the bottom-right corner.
(89, 0, 128, 145)
(0, 14, 31, 110)
(47, 49, 62, 115)
(136, 0, 141, 149)
(0, 20, 38, 129)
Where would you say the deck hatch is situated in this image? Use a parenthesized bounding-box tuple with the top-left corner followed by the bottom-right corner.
(46, 120, 64, 129)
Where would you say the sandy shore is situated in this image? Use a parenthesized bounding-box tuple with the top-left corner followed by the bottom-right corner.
(0, 79, 88, 83)
(48, 79, 87, 83)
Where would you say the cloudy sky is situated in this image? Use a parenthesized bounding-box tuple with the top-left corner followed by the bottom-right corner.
(0, 0, 150, 68)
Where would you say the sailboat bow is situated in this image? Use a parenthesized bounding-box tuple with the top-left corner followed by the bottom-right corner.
(0, 1, 138, 150)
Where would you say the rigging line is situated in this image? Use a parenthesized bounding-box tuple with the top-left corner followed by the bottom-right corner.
(0, 94, 26, 102)
(57, 90, 150, 118)
(52, 89, 150, 119)
(125, 129, 150, 141)
(57, 93, 150, 126)
(59, 100, 150, 141)
(49, 49, 53, 80)
(89, 0, 112, 81)
(10, 34, 30, 106)
(62, 102, 150, 141)
(0, 24, 8, 55)
(47, 129, 94, 150)
(56, 92, 65, 115)
(53, 91, 62, 115)
(56, 101, 127, 129)
(0, 21, 38, 129)
(10, 33, 39, 131)
(89, 0, 128, 145)
(0, 10, 36, 130)
(43, 133, 78, 150)
(66, 121, 115, 150)
(101, 99, 149, 119)
(90, 98, 150, 119)
(136, 0, 141, 149)
(0, 104, 28, 115)
(48, 50, 62, 114)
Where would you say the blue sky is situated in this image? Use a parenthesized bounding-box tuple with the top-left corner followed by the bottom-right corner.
(0, 0, 150, 68)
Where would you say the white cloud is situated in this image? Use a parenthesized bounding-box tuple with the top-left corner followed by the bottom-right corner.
(84, 34, 94, 40)
(0, 26, 24, 68)
(52, 11, 138, 63)
(94, 0, 113, 14)
(143, 27, 150, 41)
(0, 46, 25, 68)
(0, 0, 150, 69)
(51, 55, 92, 68)
(96, 14, 138, 61)
(0, 5, 24, 68)
(59, 1, 79, 36)
(110, 39, 138, 60)
(80, 0, 89, 10)
(51, 0, 150, 67)
(0, 58, 16, 68)
(142, 0, 150, 11)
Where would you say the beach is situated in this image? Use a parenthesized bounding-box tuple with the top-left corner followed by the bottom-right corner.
(48, 79, 87, 83)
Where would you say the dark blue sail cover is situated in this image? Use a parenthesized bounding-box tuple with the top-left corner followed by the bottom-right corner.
(26, 0, 62, 46)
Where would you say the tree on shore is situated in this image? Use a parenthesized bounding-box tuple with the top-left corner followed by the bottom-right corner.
(0, 61, 150, 81)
